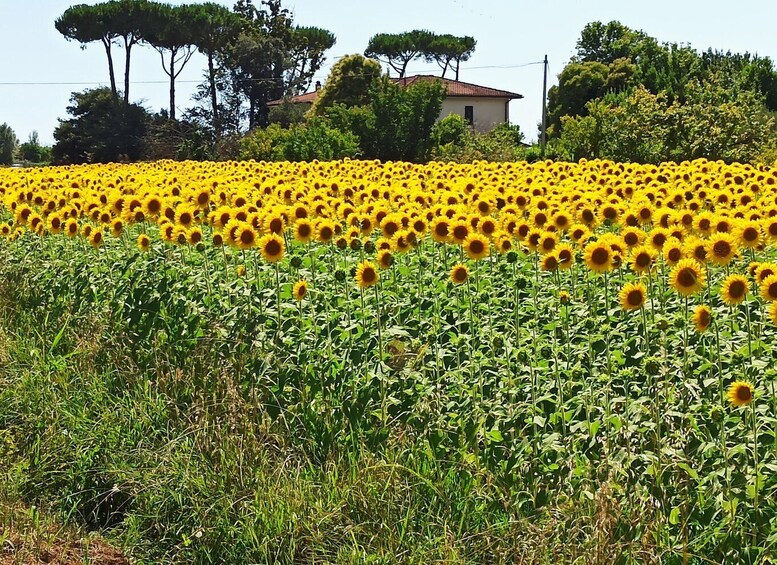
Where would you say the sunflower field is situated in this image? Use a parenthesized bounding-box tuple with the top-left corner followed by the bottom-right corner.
(1, 158, 777, 563)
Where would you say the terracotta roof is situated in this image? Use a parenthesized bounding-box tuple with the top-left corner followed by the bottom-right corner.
(268, 75, 523, 106)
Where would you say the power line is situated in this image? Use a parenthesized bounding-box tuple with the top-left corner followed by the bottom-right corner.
(0, 61, 545, 87)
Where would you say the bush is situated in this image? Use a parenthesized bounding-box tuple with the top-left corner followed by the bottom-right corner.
(430, 121, 525, 163)
(240, 118, 359, 162)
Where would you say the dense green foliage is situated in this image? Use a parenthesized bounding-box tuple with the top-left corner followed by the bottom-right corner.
(239, 118, 359, 161)
(547, 20, 777, 163)
(0, 123, 16, 165)
(52, 88, 150, 164)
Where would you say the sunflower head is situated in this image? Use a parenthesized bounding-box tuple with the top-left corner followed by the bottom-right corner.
(463, 233, 490, 260)
(137, 233, 150, 252)
(259, 233, 285, 263)
(450, 263, 469, 285)
(669, 258, 706, 297)
(377, 249, 394, 270)
(619, 282, 647, 311)
(692, 305, 712, 333)
(584, 240, 613, 274)
(720, 274, 748, 305)
(355, 260, 379, 288)
(293, 280, 308, 301)
(759, 273, 777, 302)
(726, 381, 754, 407)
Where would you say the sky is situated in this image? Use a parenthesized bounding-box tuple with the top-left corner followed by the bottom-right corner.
(0, 0, 775, 146)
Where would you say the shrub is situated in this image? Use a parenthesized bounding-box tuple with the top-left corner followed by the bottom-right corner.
(240, 119, 359, 162)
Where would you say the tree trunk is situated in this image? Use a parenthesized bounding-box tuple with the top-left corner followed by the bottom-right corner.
(124, 38, 132, 105)
(169, 52, 176, 121)
(208, 53, 219, 136)
(249, 97, 256, 130)
(103, 38, 118, 100)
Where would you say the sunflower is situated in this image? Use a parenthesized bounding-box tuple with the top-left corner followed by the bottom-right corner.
(726, 381, 754, 407)
(355, 260, 379, 288)
(619, 282, 647, 311)
(377, 249, 394, 269)
(64, 218, 79, 238)
(293, 280, 308, 301)
(583, 240, 613, 274)
(450, 220, 470, 244)
(236, 265, 246, 277)
(450, 263, 469, 285)
(294, 219, 314, 243)
(430, 217, 451, 243)
(556, 243, 575, 270)
(137, 233, 150, 252)
(692, 305, 712, 333)
(706, 233, 737, 266)
(259, 233, 285, 263)
(236, 223, 258, 250)
(769, 301, 777, 325)
(541, 252, 559, 272)
(538, 231, 557, 254)
(736, 220, 762, 249)
(663, 237, 684, 267)
(720, 274, 748, 305)
(669, 259, 706, 296)
(759, 274, 777, 302)
(559, 290, 570, 305)
(755, 263, 777, 284)
(89, 229, 103, 249)
(463, 233, 490, 260)
(630, 245, 657, 274)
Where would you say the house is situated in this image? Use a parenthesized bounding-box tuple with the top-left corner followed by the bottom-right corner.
(268, 75, 523, 133)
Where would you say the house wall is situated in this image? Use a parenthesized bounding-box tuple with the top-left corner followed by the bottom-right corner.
(439, 97, 509, 133)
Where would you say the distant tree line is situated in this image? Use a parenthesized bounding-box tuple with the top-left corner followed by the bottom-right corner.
(546, 21, 777, 164)
(47, 0, 501, 165)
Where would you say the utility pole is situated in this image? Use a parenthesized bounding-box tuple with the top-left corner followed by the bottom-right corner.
(540, 54, 548, 157)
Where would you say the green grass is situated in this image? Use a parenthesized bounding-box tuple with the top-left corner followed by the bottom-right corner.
(1, 226, 775, 564)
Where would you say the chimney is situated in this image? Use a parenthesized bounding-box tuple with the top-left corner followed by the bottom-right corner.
(315, 81, 321, 91)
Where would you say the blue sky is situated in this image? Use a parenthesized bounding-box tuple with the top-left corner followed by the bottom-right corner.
(0, 0, 775, 145)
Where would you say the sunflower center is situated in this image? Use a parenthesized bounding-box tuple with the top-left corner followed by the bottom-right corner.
(266, 240, 281, 256)
(453, 226, 468, 240)
(713, 241, 731, 257)
(769, 282, 777, 299)
(677, 268, 697, 287)
(362, 268, 377, 283)
(699, 310, 711, 326)
(667, 249, 681, 262)
(544, 257, 558, 270)
(744, 228, 758, 241)
(624, 233, 638, 246)
(240, 230, 255, 245)
(729, 280, 746, 299)
(592, 247, 609, 265)
(470, 240, 485, 254)
(627, 290, 643, 306)
(736, 386, 752, 402)
(298, 224, 311, 238)
(636, 253, 651, 267)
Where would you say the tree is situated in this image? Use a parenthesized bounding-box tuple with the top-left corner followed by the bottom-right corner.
(105, 0, 157, 105)
(287, 26, 336, 94)
(223, 1, 335, 129)
(310, 54, 382, 114)
(188, 2, 244, 135)
(19, 131, 51, 164)
(425, 34, 476, 80)
(365, 30, 435, 78)
(52, 88, 149, 164)
(143, 3, 199, 120)
(56, 3, 120, 99)
(0, 123, 17, 165)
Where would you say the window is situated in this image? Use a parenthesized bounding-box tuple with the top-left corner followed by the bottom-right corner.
(464, 105, 474, 126)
